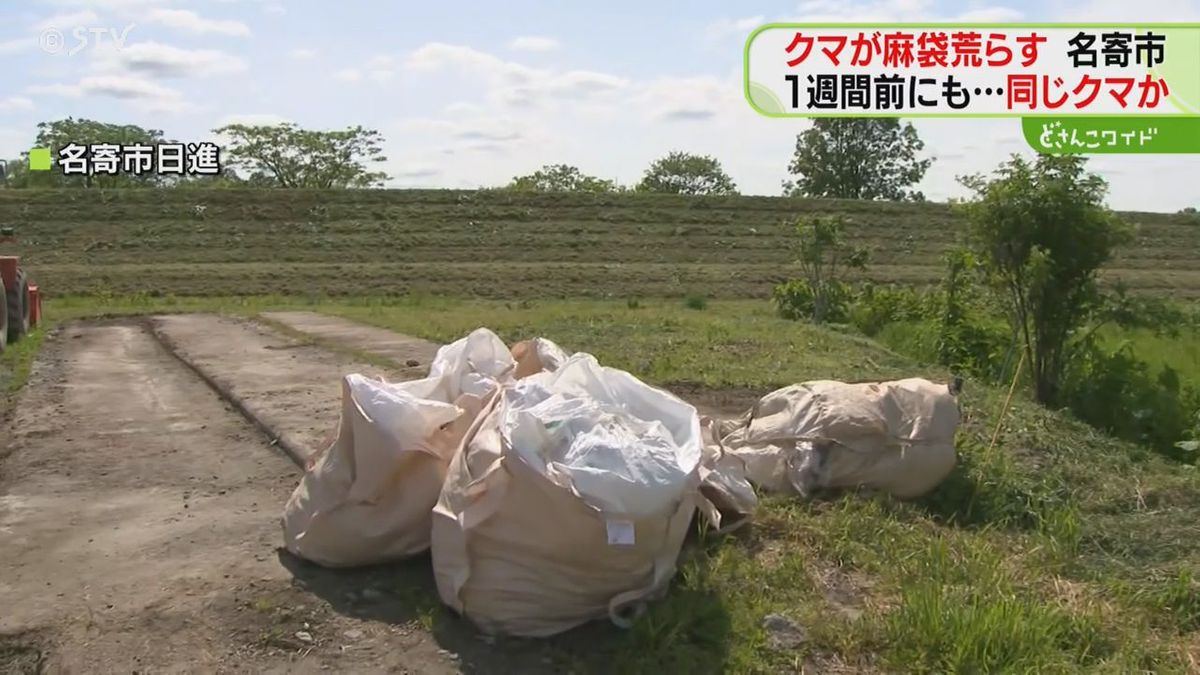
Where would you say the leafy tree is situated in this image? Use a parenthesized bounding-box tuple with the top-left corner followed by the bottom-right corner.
(784, 119, 931, 201)
(773, 214, 868, 323)
(506, 164, 619, 193)
(213, 122, 388, 188)
(1, 118, 167, 188)
(636, 151, 738, 196)
(960, 154, 1133, 405)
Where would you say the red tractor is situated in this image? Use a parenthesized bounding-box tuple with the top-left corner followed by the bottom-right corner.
(0, 226, 42, 353)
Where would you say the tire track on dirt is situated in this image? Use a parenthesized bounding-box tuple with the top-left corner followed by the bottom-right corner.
(260, 311, 439, 378)
(260, 311, 755, 419)
(149, 314, 404, 467)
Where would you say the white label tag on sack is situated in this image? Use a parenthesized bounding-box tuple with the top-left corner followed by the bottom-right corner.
(606, 519, 635, 546)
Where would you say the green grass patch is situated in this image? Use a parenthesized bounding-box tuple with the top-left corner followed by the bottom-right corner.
(0, 327, 47, 425)
(3, 188, 1197, 299)
(1103, 325, 1200, 387)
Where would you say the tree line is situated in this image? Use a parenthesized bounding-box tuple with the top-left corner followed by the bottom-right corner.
(0, 117, 937, 201)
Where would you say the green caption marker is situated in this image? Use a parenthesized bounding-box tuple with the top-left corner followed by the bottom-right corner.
(28, 148, 51, 171)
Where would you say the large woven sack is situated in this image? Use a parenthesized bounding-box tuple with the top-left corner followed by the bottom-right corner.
(431, 355, 705, 637)
(281, 374, 485, 567)
(721, 377, 959, 499)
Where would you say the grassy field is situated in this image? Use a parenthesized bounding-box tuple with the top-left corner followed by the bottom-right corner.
(6, 294, 1197, 673)
(2, 188, 1198, 299)
(2, 187, 1198, 670)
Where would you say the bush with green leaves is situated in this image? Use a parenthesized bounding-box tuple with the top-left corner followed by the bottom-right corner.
(1062, 339, 1199, 460)
(774, 214, 867, 324)
(959, 154, 1133, 406)
(774, 278, 852, 323)
(847, 283, 930, 336)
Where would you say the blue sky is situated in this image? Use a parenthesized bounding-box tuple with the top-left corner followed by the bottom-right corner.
(1, 0, 1198, 211)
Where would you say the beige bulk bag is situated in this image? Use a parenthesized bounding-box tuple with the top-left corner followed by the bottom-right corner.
(431, 355, 705, 637)
(281, 374, 484, 567)
(721, 377, 959, 499)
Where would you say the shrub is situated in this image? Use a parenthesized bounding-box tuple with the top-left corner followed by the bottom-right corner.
(1062, 340, 1198, 459)
(684, 294, 708, 310)
(774, 278, 850, 323)
(784, 214, 867, 323)
(849, 283, 930, 336)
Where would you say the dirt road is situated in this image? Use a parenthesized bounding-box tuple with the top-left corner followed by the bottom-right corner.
(0, 319, 469, 674)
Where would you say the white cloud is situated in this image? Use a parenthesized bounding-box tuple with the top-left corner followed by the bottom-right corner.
(1054, 0, 1200, 20)
(43, 0, 170, 8)
(289, 48, 317, 60)
(24, 83, 82, 97)
(395, 118, 457, 135)
(444, 102, 483, 115)
(405, 42, 541, 81)
(367, 55, 398, 69)
(635, 75, 739, 124)
(0, 96, 35, 112)
(460, 142, 511, 155)
(146, 9, 252, 37)
(33, 10, 101, 32)
(508, 36, 560, 52)
(333, 55, 400, 84)
(777, 0, 1024, 23)
(393, 164, 441, 178)
(364, 55, 397, 82)
(217, 113, 293, 127)
(955, 7, 1024, 21)
(543, 70, 628, 95)
(393, 114, 540, 159)
(704, 15, 764, 41)
(27, 74, 188, 113)
(74, 75, 176, 99)
(660, 108, 717, 121)
(0, 38, 31, 55)
(95, 42, 247, 78)
(405, 43, 628, 107)
(454, 129, 522, 142)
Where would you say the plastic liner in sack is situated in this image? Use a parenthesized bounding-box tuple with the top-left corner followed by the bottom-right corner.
(696, 417, 758, 533)
(281, 329, 516, 567)
(430, 353, 712, 637)
(719, 378, 959, 499)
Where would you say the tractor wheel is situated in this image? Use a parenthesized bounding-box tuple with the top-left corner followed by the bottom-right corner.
(5, 269, 26, 343)
(0, 276, 7, 353)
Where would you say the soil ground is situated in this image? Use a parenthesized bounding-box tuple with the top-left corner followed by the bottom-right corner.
(148, 313, 435, 465)
(0, 317, 531, 674)
(261, 310, 752, 420)
(260, 311, 440, 381)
